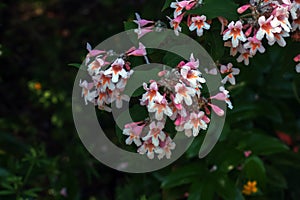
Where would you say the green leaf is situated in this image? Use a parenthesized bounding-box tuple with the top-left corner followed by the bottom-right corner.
(0, 190, 14, 195)
(161, 163, 206, 189)
(124, 21, 137, 31)
(68, 63, 81, 69)
(214, 173, 244, 200)
(188, 178, 215, 200)
(187, 0, 239, 21)
(237, 131, 289, 155)
(243, 156, 266, 187)
(161, 0, 173, 11)
(266, 165, 287, 189)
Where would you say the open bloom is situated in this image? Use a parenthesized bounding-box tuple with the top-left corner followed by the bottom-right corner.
(167, 13, 184, 36)
(138, 140, 162, 159)
(170, 0, 192, 17)
(104, 58, 128, 83)
(142, 121, 166, 147)
(189, 15, 210, 37)
(174, 83, 196, 105)
(243, 37, 265, 55)
(180, 65, 205, 87)
(220, 63, 240, 85)
(268, 31, 289, 47)
(141, 81, 163, 104)
(148, 96, 173, 120)
(242, 181, 258, 195)
(237, 49, 252, 66)
(79, 80, 96, 105)
(273, 7, 292, 32)
(183, 111, 207, 137)
(157, 136, 176, 159)
(123, 122, 145, 146)
(256, 16, 282, 43)
(223, 21, 247, 47)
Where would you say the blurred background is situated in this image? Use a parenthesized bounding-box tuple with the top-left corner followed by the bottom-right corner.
(1, 0, 300, 200)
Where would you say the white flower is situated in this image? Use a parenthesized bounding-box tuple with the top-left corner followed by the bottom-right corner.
(189, 15, 210, 37)
(142, 121, 166, 147)
(157, 136, 176, 159)
(183, 112, 207, 137)
(256, 16, 281, 43)
(223, 21, 247, 47)
(104, 58, 127, 83)
(174, 83, 196, 105)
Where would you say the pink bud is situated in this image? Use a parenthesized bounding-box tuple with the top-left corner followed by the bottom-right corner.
(209, 103, 224, 116)
(158, 70, 167, 77)
(245, 26, 253, 37)
(210, 93, 227, 101)
(237, 4, 251, 14)
(294, 54, 300, 62)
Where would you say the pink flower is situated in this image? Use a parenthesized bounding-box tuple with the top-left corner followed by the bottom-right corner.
(183, 111, 207, 137)
(237, 50, 252, 66)
(148, 96, 173, 120)
(180, 66, 205, 87)
(134, 27, 154, 39)
(167, 13, 184, 36)
(243, 37, 265, 55)
(138, 140, 162, 159)
(208, 103, 224, 116)
(244, 150, 252, 158)
(170, 0, 191, 17)
(134, 13, 154, 27)
(174, 83, 196, 105)
(268, 31, 289, 47)
(85, 42, 106, 64)
(157, 136, 176, 159)
(79, 80, 96, 105)
(189, 15, 210, 36)
(256, 16, 281, 43)
(237, 4, 251, 14)
(141, 81, 163, 104)
(104, 58, 128, 83)
(273, 7, 292, 32)
(142, 122, 166, 147)
(210, 86, 232, 109)
(123, 122, 145, 146)
(127, 42, 147, 56)
(223, 21, 247, 47)
(111, 89, 130, 108)
(220, 63, 240, 85)
(204, 68, 218, 75)
(294, 54, 300, 73)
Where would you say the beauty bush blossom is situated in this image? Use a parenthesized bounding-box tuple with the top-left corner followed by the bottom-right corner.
(221, 0, 298, 67)
(121, 53, 233, 159)
(223, 21, 247, 48)
(256, 16, 282, 43)
(167, 13, 185, 36)
(220, 63, 240, 85)
(188, 15, 210, 37)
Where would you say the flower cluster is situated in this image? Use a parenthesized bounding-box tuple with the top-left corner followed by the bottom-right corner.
(222, 0, 300, 66)
(122, 54, 233, 159)
(166, 0, 211, 36)
(79, 42, 148, 111)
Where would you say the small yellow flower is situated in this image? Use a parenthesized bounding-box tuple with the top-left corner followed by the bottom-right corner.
(242, 180, 258, 195)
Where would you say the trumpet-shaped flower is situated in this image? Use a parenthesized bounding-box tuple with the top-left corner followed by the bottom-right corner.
(189, 15, 210, 37)
(243, 37, 265, 55)
(174, 83, 196, 106)
(142, 122, 166, 147)
(223, 21, 247, 47)
(104, 58, 127, 83)
(220, 63, 240, 85)
(256, 16, 281, 43)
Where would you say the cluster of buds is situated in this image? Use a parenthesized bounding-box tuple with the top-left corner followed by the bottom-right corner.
(222, 0, 300, 70)
(122, 54, 233, 159)
(79, 42, 148, 111)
